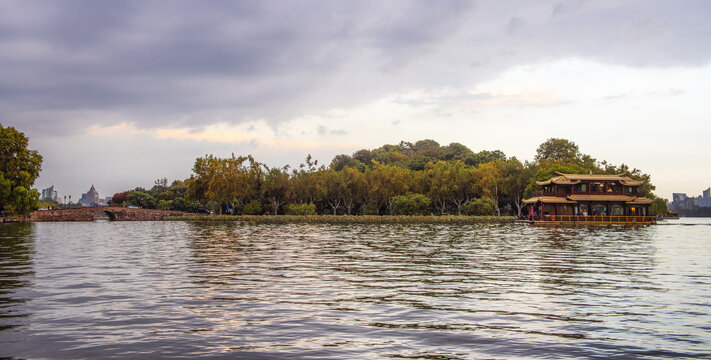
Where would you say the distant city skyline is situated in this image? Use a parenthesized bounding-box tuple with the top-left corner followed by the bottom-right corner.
(3, 1, 710, 200)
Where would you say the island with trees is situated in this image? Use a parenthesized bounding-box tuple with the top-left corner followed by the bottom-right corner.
(111, 138, 667, 221)
(0, 122, 667, 222)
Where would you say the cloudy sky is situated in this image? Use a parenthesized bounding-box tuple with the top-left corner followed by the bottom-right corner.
(2, 0, 710, 200)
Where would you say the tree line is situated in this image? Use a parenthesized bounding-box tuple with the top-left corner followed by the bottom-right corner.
(0, 124, 665, 217)
(110, 138, 665, 217)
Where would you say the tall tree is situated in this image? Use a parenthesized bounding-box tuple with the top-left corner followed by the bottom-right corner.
(262, 166, 290, 215)
(425, 161, 454, 214)
(0, 124, 43, 215)
(499, 158, 532, 217)
(478, 161, 504, 216)
(0, 124, 43, 189)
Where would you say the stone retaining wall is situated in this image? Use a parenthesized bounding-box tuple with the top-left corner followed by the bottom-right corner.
(30, 207, 190, 222)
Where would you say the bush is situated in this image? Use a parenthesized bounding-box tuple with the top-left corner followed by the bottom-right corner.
(169, 197, 199, 213)
(285, 203, 317, 215)
(242, 200, 263, 215)
(463, 198, 496, 216)
(157, 199, 172, 210)
(362, 203, 380, 215)
(389, 193, 431, 215)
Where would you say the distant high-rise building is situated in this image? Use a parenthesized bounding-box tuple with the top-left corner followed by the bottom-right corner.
(671, 189, 711, 209)
(79, 185, 100, 207)
(672, 193, 688, 203)
(41, 185, 58, 202)
(700, 187, 711, 207)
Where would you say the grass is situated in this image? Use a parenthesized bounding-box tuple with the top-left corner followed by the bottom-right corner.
(164, 214, 515, 224)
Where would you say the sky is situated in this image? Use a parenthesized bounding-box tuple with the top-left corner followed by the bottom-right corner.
(1, 0, 710, 200)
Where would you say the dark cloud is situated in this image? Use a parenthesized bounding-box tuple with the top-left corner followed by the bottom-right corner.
(2, 0, 711, 136)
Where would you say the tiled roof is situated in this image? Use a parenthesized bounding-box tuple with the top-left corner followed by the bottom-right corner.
(523, 194, 656, 205)
(522, 196, 576, 204)
(536, 172, 645, 186)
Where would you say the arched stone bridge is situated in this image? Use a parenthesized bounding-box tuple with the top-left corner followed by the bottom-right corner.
(30, 207, 190, 222)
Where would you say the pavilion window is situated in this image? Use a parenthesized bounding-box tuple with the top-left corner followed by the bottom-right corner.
(592, 183, 604, 193)
(611, 204, 624, 216)
(575, 183, 587, 192)
(592, 204, 607, 215)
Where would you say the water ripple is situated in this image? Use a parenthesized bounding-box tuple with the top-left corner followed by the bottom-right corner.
(0, 219, 710, 359)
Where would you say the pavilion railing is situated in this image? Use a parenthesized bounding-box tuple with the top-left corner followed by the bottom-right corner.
(537, 215, 656, 223)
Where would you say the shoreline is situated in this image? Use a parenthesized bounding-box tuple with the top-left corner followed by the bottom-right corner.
(165, 215, 515, 224)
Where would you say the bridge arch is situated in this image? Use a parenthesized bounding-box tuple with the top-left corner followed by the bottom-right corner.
(94, 209, 117, 221)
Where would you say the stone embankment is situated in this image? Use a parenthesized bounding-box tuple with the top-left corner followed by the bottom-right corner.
(30, 207, 190, 222)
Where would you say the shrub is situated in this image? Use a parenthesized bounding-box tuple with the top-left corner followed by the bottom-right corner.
(285, 203, 317, 215)
(363, 204, 380, 215)
(389, 193, 431, 215)
(463, 198, 496, 216)
(169, 197, 199, 213)
(242, 200, 263, 215)
(157, 199, 172, 210)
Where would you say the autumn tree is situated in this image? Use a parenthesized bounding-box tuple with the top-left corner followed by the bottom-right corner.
(425, 161, 454, 214)
(478, 161, 504, 216)
(498, 158, 533, 218)
(262, 166, 290, 215)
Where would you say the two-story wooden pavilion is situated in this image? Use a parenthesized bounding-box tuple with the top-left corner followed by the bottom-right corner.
(522, 172, 656, 224)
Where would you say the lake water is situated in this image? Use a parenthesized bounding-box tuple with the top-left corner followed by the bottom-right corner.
(1, 219, 710, 359)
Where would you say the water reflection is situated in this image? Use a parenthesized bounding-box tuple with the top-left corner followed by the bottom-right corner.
(0, 224, 34, 332)
(0, 221, 709, 359)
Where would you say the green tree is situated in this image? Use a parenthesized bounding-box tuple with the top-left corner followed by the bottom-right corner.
(439, 142, 473, 161)
(499, 158, 533, 217)
(127, 191, 157, 209)
(389, 193, 431, 215)
(412, 139, 442, 158)
(330, 154, 359, 171)
(0, 173, 12, 211)
(338, 166, 365, 215)
(6, 186, 40, 215)
(322, 169, 345, 215)
(425, 161, 454, 214)
(650, 198, 668, 216)
(262, 167, 290, 215)
(450, 161, 480, 214)
(478, 161, 504, 216)
(0, 124, 43, 189)
(0, 125, 43, 215)
(463, 150, 506, 167)
(534, 138, 582, 163)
